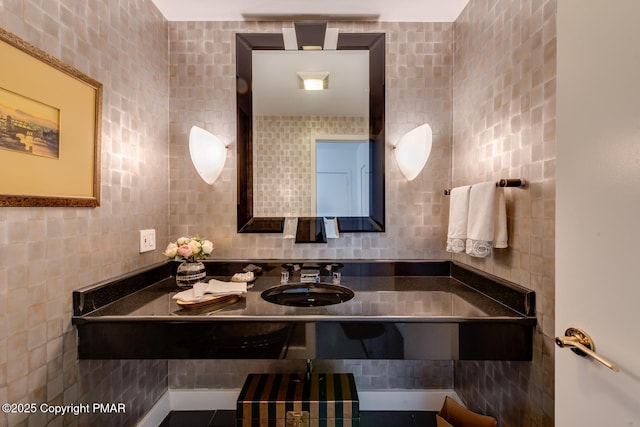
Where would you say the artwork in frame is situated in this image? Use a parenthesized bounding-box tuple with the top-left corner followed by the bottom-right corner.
(0, 87, 60, 159)
(0, 28, 102, 207)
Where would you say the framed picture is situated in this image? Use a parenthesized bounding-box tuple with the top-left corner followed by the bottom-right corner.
(0, 28, 102, 207)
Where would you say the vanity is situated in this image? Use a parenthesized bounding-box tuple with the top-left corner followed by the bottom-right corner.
(72, 260, 535, 361)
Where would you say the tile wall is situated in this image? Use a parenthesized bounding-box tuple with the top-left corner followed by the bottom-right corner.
(170, 359, 453, 391)
(168, 21, 453, 260)
(168, 21, 455, 391)
(451, 1, 556, 426)
(0, 1, 169, 426)
(253, 115, 368, 217)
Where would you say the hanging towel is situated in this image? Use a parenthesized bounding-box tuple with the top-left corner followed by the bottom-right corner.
(465, 182, 508, 257)
(446, 185, 471, 253)
(493, 188, 508, 249)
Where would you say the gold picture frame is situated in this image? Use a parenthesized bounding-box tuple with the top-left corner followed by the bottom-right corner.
(0, 28, 102, 207)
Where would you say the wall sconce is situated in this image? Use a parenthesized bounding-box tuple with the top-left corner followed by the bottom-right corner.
(393, 123, 433, 181)
(188, 125, 228, 185)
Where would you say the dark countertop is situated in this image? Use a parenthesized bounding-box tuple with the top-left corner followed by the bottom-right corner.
(71, 261, 536, 360)
(77, 275, 526, 322)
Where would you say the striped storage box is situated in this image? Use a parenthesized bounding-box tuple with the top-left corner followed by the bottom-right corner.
(237, 373, 359, 427)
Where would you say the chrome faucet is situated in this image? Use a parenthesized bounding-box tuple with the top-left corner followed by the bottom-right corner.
(280, 262, 343, 284)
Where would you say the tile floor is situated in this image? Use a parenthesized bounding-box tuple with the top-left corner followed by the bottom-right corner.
(159, 410, 438, 426)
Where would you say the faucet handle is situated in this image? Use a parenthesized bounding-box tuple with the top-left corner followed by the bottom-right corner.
(324, 263, 344, 273)
(332, 272, 342, 284)
(282, 263, 301, 273)
(280, 271, 290, 284)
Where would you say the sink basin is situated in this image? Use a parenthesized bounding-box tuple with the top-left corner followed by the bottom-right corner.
(261, 283, 355, 307)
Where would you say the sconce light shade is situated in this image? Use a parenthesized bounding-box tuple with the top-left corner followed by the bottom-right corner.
(394, 123, 433, 181)
(188, 125, 227, 185)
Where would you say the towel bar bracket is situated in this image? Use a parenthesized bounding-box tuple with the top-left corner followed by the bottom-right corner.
(444, 178, 526, 195)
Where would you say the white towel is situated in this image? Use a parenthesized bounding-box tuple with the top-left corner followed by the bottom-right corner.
(172, 279, 247, 303)
(494, 188, 508, 248)
(465, 182, 508, 257)
(446, 185, 471, 253)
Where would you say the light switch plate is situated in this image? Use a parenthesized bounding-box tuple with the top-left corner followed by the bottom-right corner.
(139, 229, 156, 253)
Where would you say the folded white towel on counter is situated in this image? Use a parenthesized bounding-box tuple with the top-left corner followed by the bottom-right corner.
(446, 185, 471, 253)
(465, 182, 508, 257)
(173, 279, 247, 303)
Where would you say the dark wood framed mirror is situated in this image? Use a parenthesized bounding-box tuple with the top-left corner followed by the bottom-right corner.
(236, 29, 385, 234)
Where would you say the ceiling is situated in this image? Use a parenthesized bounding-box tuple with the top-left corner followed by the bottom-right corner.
(151, 0, 471, 22)
(252, 50, 369, 116)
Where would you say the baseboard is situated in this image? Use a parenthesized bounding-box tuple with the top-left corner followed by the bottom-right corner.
(169, 389, 241, 410)
(136, 392, 171, 427)
(136, 388, 461, 427)
(359, 389, 461, 411)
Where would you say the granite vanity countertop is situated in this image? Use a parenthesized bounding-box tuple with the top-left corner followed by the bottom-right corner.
(71, 261, 536, 360)
(73, 275, 533, 323)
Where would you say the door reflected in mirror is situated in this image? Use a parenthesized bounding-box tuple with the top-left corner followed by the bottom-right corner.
(315, 140, 370, 217)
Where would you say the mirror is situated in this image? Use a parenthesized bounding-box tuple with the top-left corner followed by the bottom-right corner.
(252, 50, 369, 218)
(236, 30, 385, 233)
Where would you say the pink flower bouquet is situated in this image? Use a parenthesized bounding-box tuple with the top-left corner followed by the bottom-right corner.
(163, 236, 214, 261)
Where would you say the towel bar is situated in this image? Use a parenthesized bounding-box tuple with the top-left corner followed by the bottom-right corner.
(444, 178, 526, 195)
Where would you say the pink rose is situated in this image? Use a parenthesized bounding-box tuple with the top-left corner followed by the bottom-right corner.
(177, 245, 193, 258)
(188, 240, 202, 255)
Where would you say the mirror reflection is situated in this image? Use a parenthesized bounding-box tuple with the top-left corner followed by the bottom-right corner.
(252, 50, 369, 217)
(315, 140, 370, 217)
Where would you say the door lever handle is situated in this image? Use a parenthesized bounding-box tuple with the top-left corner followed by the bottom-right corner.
(555, 327, 620, 372)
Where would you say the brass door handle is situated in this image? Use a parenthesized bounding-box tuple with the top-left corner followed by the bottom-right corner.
(555, 327, 620, 372)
